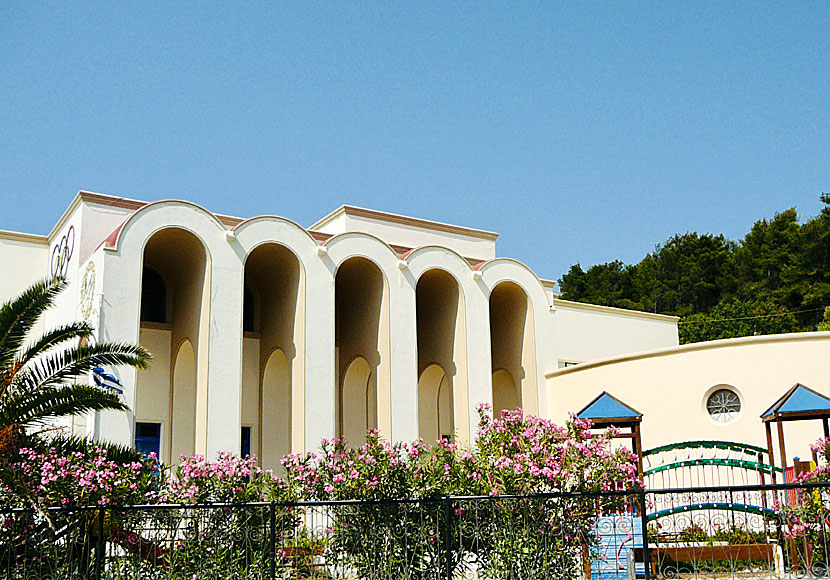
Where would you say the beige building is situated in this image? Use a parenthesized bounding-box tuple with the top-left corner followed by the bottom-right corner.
(3, 191, 687, 470)
(547, 332, 830, 465)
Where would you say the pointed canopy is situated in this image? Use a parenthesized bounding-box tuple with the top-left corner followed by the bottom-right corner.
(762, 383, 830, 422)
(578, 391, 642, 424)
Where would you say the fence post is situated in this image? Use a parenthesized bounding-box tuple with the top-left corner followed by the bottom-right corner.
(444, 497, 453, 580)
(269, 501, 276, 580)
(94, 508, 105, 580)
(638, 490, 651, 580)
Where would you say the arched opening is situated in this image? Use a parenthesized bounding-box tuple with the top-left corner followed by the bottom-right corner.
(341, 357, 376, 444)
(135, 228, 210, 464)
(418, 364, 454, 443)
(243, 243, 304, 471)
(335, 257, 388, 444)
(261, 349, 291, 469)
(171, 340, 197, 460)
(489, 281, 538, 415)
(416, 269, 467, 442)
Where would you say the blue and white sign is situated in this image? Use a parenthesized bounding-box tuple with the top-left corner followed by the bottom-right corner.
(92, 366, 123, 395)
(591, 514, 644, 580)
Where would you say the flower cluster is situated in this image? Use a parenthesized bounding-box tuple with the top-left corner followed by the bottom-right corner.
(162, 450, 279, 504)
(278, 406, 640, 579)
(3, 405, 640, 509)
(282, 404, 639, 501)
(470, 405, 640, 495)
(773, 436, 830, 544)
(282, 430, 467, 501)
(788, 437, 830, 483)
(6, 446, 159, 507)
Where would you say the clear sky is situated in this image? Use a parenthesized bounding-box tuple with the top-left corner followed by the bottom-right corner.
(2, 2, 828, 282)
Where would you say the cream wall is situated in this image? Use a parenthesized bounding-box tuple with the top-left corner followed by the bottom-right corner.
(546, 332, 830, 461)
(241, 336, 261, 458)
(78, 200, 134, 263)
(136, 327, 172, 460)
(311, 206, 498, 261)
(550, 299, 679, 365)
(0, 232, 48, 305)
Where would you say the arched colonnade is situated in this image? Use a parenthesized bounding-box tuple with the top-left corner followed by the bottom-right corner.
(96, 201, 552, 470)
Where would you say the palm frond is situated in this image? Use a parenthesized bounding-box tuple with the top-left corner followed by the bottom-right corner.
(0, 384, 128, 430)
(11, 341, 151, 394)
(40, 432, 145, 464)
(0, 278, 64, 371)
(2, 321, 93, 393)
(81, 341, 152, 370)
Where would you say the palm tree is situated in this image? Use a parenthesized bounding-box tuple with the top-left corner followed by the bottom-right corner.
(0, 277, 151, 463)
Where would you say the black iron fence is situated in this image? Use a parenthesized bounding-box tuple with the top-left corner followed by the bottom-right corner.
(3, 482, 830, 579)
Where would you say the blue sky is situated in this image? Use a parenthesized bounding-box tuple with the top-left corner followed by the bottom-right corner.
(2, 2, 828, 282)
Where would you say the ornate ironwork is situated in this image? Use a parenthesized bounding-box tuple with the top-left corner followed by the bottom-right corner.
(4, 483, 830, 579)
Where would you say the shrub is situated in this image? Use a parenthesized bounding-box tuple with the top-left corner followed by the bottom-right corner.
(282, 405, 640, 579)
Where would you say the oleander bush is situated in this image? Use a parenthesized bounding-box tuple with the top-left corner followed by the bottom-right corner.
(1, 405, 640, 579)
(282, 405, 640, 579)
(771, 436, 830, 570)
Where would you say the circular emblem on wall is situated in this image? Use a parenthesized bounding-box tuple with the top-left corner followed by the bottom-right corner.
(80, 262, 96, 319)
(706, 388, 741, 423)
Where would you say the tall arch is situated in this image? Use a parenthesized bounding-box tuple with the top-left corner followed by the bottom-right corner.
(260, 349, 291, 469)
(418, 364, 454, 442)
(135, 227, 210, 464)
(242, 243, 304, 470)
(340, 357, 376, 444)
(416, 269, 465, 442)
(489, 281, 538, 415)
(171, 340, 197, 460)
(335, 257, 387, 444)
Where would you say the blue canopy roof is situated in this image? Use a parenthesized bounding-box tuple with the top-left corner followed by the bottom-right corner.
(762, 383, 830, 418)
(578, 391, 641, 420)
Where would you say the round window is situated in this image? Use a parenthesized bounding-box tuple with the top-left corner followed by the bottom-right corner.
(706, 389, 741, 423)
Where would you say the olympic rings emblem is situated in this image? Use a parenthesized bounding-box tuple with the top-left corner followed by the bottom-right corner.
(50, 225, 75, 280)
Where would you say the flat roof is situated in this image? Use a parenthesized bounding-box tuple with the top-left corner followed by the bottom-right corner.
(310, 204, 499, 241)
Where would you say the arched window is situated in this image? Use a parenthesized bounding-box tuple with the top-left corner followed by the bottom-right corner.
(140, 267, 167, 323)
(243, 284, 256, 332)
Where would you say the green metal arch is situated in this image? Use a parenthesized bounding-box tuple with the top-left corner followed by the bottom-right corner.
(643, 440, 768, 457)
(644, 458, 783, 476)
(648, 502, 778, 522)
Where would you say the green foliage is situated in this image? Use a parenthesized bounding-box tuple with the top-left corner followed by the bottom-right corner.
(560, 195, 830, 343)
(0, 278, 150, 435)
(679, 298, 800, 343)
(818, 307, 830, 331)
(0, 277, 152, 523)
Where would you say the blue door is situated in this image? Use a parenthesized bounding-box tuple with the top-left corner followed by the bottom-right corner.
(241, 426, 251, 458)
(135, 422, 161, 458)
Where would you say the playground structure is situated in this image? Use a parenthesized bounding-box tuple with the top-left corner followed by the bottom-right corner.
(581, 384, 830, 579)
(643, 440, 781, 491)
(762, 383, 830, 483)
(578, 391, 644, 478)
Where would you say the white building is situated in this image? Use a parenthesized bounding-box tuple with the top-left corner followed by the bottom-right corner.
(1, 191, 679, 469)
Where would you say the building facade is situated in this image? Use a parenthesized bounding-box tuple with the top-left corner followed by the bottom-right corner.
(547, 331, 830, 463)
(1, 191, 679, 469)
